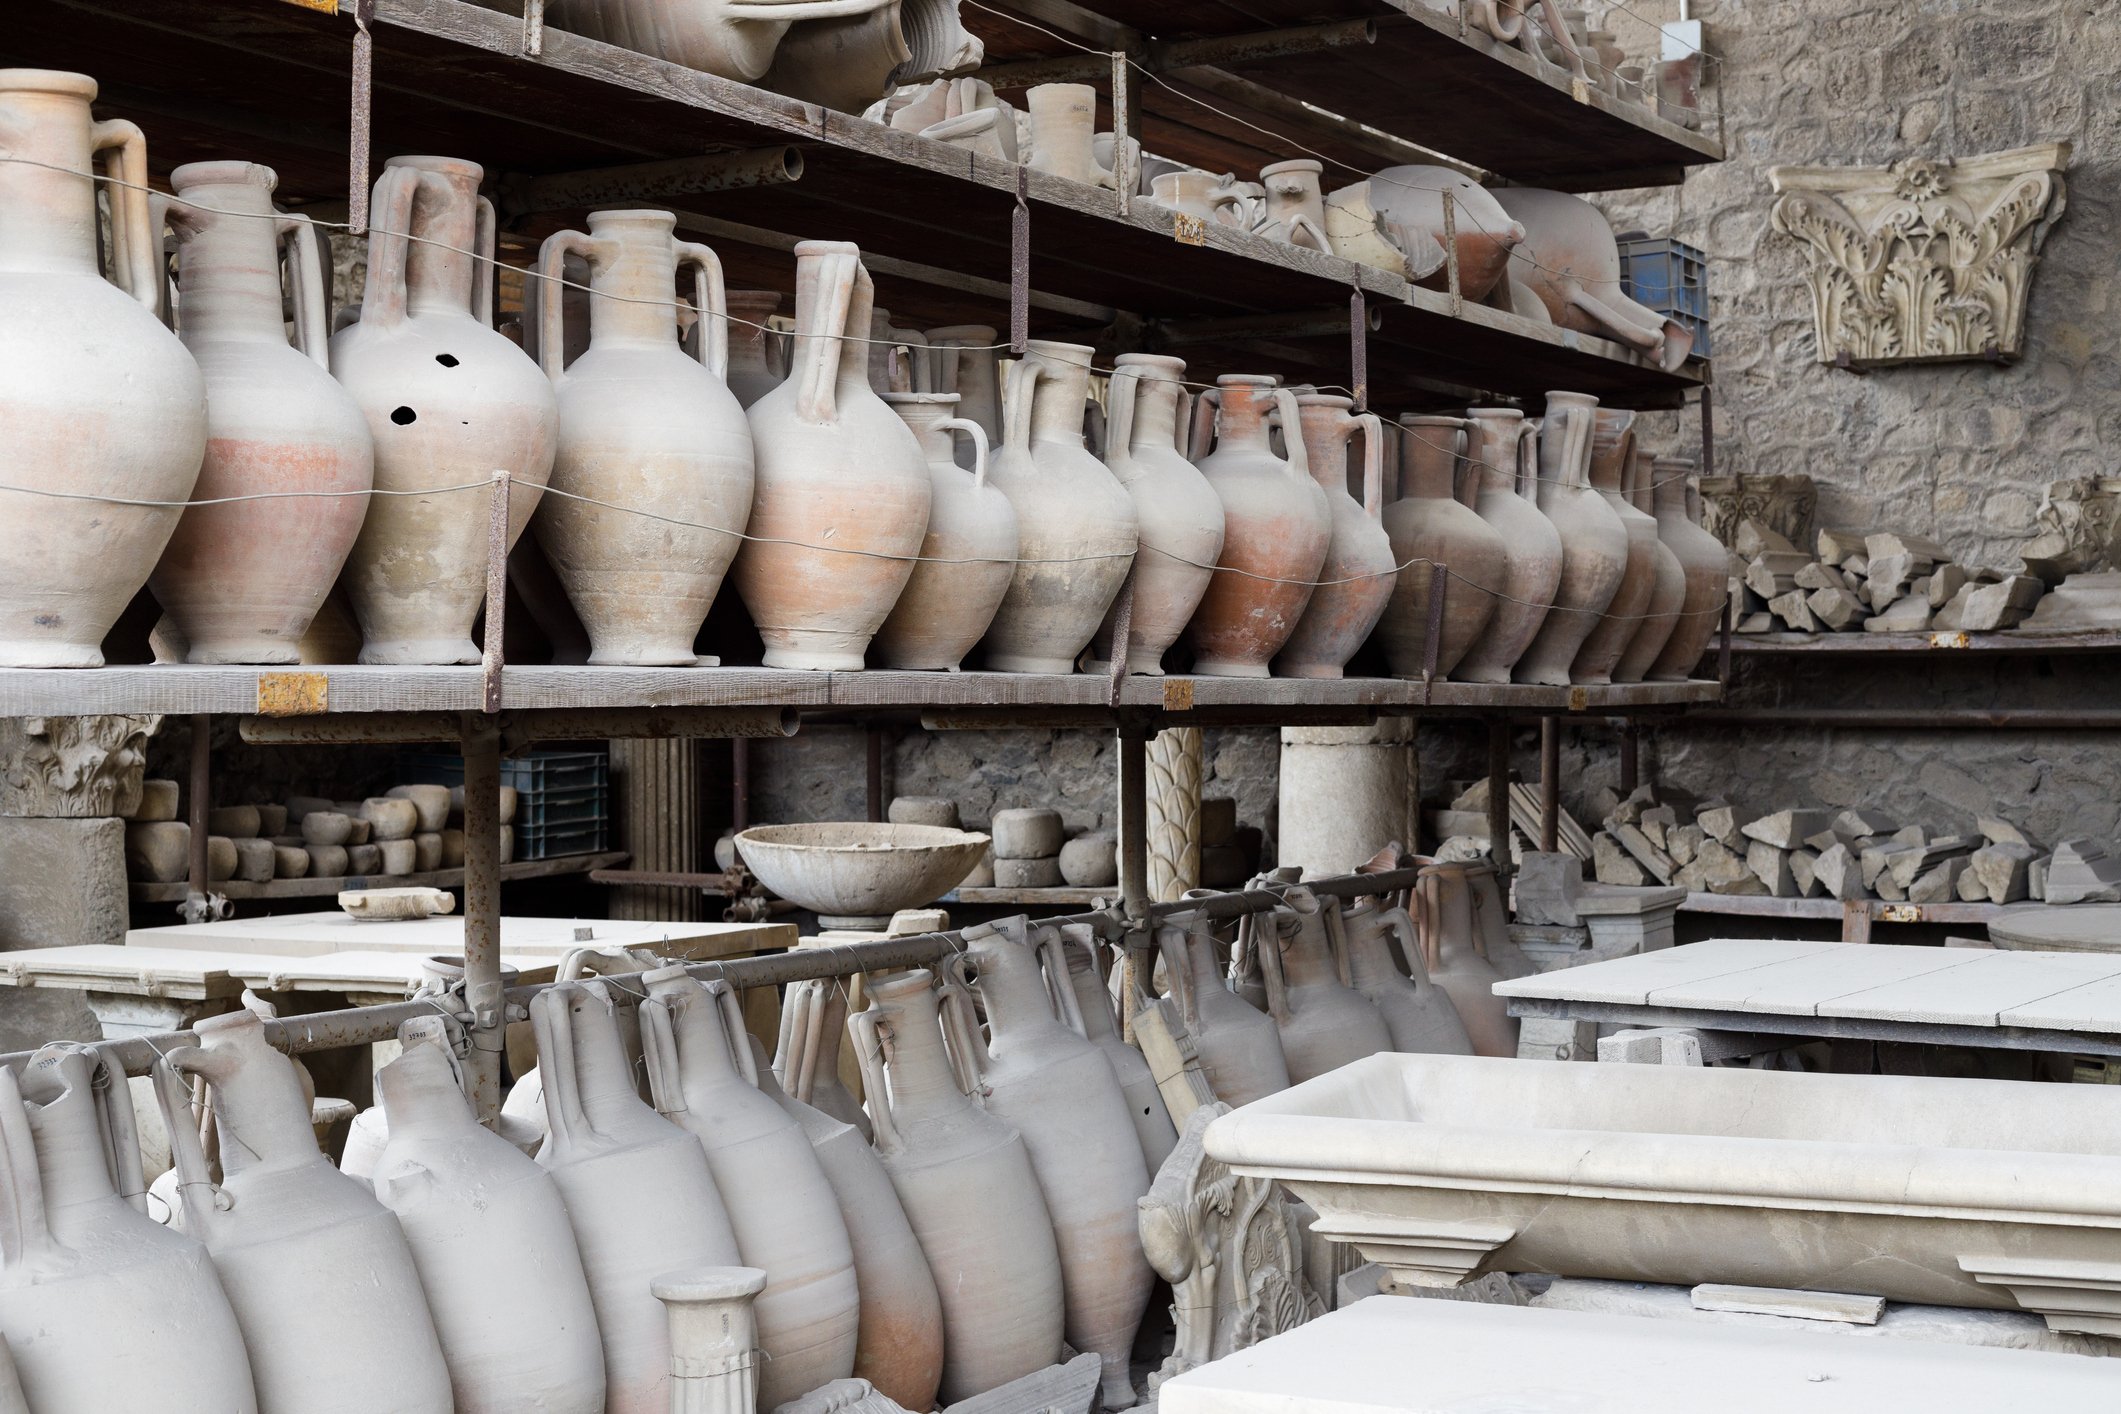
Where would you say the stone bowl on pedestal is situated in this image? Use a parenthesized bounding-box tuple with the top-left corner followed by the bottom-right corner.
(735, 823, 992, 929)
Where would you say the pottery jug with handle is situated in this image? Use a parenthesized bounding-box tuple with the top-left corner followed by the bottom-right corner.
(1376, 414, 1505, 679)
(1155, 913, 1289, 1107)
(1413, 863, 1521, 1057)
(1647, 460, 1727, 681)
(1512, 392, 1629, 685)
(979, 340, 1139, 672)
(332, 155, 558, 664)
(155, 1008, 453, 1414)
(1089, 353, 1223, 675)
(533, 210, 754, 665)
(1056, 923, 1177, 1173)
(0, 1045, 257, 1414)
(722, 288, 786, 408)
(1494, 187, 1694, 372)
(1276, 392, 1395, 678)
(371, 1020, 605, 1414)
(850, 969, 1065, 1404)
(754, 1035, 942, 1411)
(774, 977, 871, 1140)
(926, 323, 1002, 456)
(1614, 448, 1686, 682)
(0, 70, 205, 667)
(1568, 409, 1659, 683)
(733, 240, 930, 669)
(533, 979, 745, 1414)
(874, 392, 1016, 670)
(1186, 376, 1332, 676)
(1450, 408, 1563, 682)
(641, 969, 860, 1409)
(149, 160, 371, 664)
(1258, 887, 1394, 1083)
(545, 0, 893, 85)
(949, 917, 1153, 1409)
(1333, 896, 1474, 1054)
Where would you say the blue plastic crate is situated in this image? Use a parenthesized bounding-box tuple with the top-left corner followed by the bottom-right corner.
(397, 749, 609, 859)
(1616, 233, 1709, 359)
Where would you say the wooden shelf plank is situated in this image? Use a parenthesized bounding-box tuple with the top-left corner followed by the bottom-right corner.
(129, 850, 629, 904)
(1728, 630, 2121, 657)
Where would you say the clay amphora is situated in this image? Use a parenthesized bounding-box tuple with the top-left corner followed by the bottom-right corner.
(1647, 461, 1728, 681)
(1258, 888, 1394, 1084)
(0, 71, 205, 667)
(723, 289, 786, 408)
(1089, 353, 1223, 675)
(1413, 863, 1520, 1057)
(1614, 448, 1687, 683)
(1367, 165, 1525, 302)
(926, 324, 1002, 458)
(764, 0, 980, 116)
(1375, 415, 1504, 678)
(1257, 159, 1329, 250)
(546, 0, 892, 85)
(733, 241, 930, 669)
(949, 920, 1152, 1409)
(1025, 83, 1120, 188)
(866, 308, 928, 394)
(641, 970, 859, 1409)
(850, 969, 1065, 1404)
(1186, 377, 1333, 676)
(1449, 408, 1562, 682)
(1277, 394, 1395, 678)
(1493, 187, 1694, 372)
(1513, 392, 1629, 685)
(755, 1038, 943, 1410)
(156, 1009, 452, 1413)
(978, 340, 1139, 672)
(1149, 169, 1246, 224)
(1321, 179, 1444, 281)
(333, 156, 558, 664)
(874, 393, 1016, 670)
(1568, 409, 1659, 684)
(535, 211, 754, 665)
(774, 977, 872, 1140)
(1333, 897, 1474, 1054)
(533, 980, 745, 1414)
(371, 1022, 605, 1414)
(1156, 914, 1290, 1107)
(0, 1046, 256, 1414)
(149, 161, 371, 664)
(1057, 925, 1177, 1173)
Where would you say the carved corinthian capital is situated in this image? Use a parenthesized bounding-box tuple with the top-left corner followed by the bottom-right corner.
(1768, 142, 2070, 368)
(0, 714, 161, 818)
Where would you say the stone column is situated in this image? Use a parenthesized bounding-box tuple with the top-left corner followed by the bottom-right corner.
(1276, 719, 1416, 877)
(1144, 726, 1202, 903)
(654, 1266, 767, 1414)
(609, 738, 704, 922)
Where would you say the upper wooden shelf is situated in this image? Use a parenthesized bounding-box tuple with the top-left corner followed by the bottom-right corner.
(1727, 630, 2121, 657)
(965, 0, 1725, 190)
(10, 0, 1704, 408)
(0, 664, 1721, 720)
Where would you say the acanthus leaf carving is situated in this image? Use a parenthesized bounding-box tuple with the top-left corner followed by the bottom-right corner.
(0, 714, 161, 819)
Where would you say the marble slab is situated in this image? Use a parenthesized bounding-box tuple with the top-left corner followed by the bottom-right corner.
(126, 913, 793, 961)
(1493, 938, 1843, 1006)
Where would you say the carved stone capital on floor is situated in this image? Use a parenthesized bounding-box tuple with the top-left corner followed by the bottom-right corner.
(1696, 473, 1815, 552)
(0, 714, 161, 818)
(1769, 142, 2071, 368)
(2019, 476, 2121, 584)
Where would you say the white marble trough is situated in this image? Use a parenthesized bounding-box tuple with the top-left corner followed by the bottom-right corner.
(1204, 1054, 2121, 1337)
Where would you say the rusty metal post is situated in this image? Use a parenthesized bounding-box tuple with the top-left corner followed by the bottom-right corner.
(460, 715, 505, 1124)
(348, 0, 376, 233)
(1011, 167, 1031, 355)
(1485, 719, 1511, 886)
(1539, 716, 1560, 854)
(1620, 719, 1640, 795)
(1111, 52, 1132, 217)
(1441, 189, 1461, 317)
(185, 714, 211, 923)
(732, 738, 751, 832)
(865, 728, 884, 823)
(1421, 562, 1448, 682)
(1349, 287, 1368, 412)
(521, 0, 545, 55)
(483, 470, 510, 714)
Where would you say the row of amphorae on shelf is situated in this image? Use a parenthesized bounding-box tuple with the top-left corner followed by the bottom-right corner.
(0, 71, 1724, 681)
(0, 876, 1513, 1414)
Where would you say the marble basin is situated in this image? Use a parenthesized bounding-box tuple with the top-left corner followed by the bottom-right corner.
(735, 822, 990, 927)
(1204, 1053, 2121, 1336)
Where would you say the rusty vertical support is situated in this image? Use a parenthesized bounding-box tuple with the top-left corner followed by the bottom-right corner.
(1699, 384, 1716, 480)
(1349, 287, 1368, 412)
(731, 738, 751, 832)
(1118, 722, 1151, 1032)
(483, 470, 510, 714)
(1485, 718, 1510, 886)
(1110, 51, 1132, 217)
(1718, 595, 1733, 686)
(348, 0, 376, 233)
(460, 715, 504, 1124)
(185, 714, 211, 922)
(1620, 718, 1640, 796)
(521, 0, 546, 55)
(865, 729, 884, 823)
(1421, 562, 1447, 683)
(1441, 189, 1461, 317)
(1538, 716, 1559, 854)
(1010, 166, 1030, 355)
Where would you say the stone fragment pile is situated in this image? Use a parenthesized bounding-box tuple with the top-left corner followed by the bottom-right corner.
(1730, 523, 2046, 635)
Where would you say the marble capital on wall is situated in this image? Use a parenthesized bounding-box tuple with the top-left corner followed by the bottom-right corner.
(1768, 141, 2070, 368)
(0, 714, 161, 818)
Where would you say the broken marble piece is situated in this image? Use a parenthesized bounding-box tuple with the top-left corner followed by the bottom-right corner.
(1928, 563, 1969, 608)
(1889, 838, 1973, 892)
(1873, 872, 1907, 901)
(2020, 571, 2121, 632)
(1788, 848, 1823, 898)
(1908, 856, 1971, 904)
(1745, 552, 1812, 601)
(1742, 810, 1835, 851)
(1611, 824, 1675, 885)
(1667, 824, 1704, 867)
(1866, 595, 1933, 631)
(1958, 574, 2044, 631)
(1744, 840, 1794, 897)
(1969, 842, 2038, 904)
(1767, 589, 1818, 631)
(1515, 852, 1585, 927)
(1978, 817, 2039, 849)
(1638, 806, 1677, 850)
(1793, 562, 1843, 592)
(1956, 867, 1989, 902)
(1697, 805, 1741, 849)
(1737, 611, 1775, 633)
(1804, 829, 1841, 853)
(1835, 809, 1897, 839)
(1931, 581, 1978, 631)
(1807, 585, 1868, 629)
(2041, 839, 2121, 905)
(1860, 841, 1913, 890)
(1891, 825, 1928, 846)
(1815, 527, 1871, 565)
(1734, 519, 1797, 559)
(1592, 833, 1648, 887)
(2029, 855, 2050, 900)
(1866, 531, 1951, 564)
